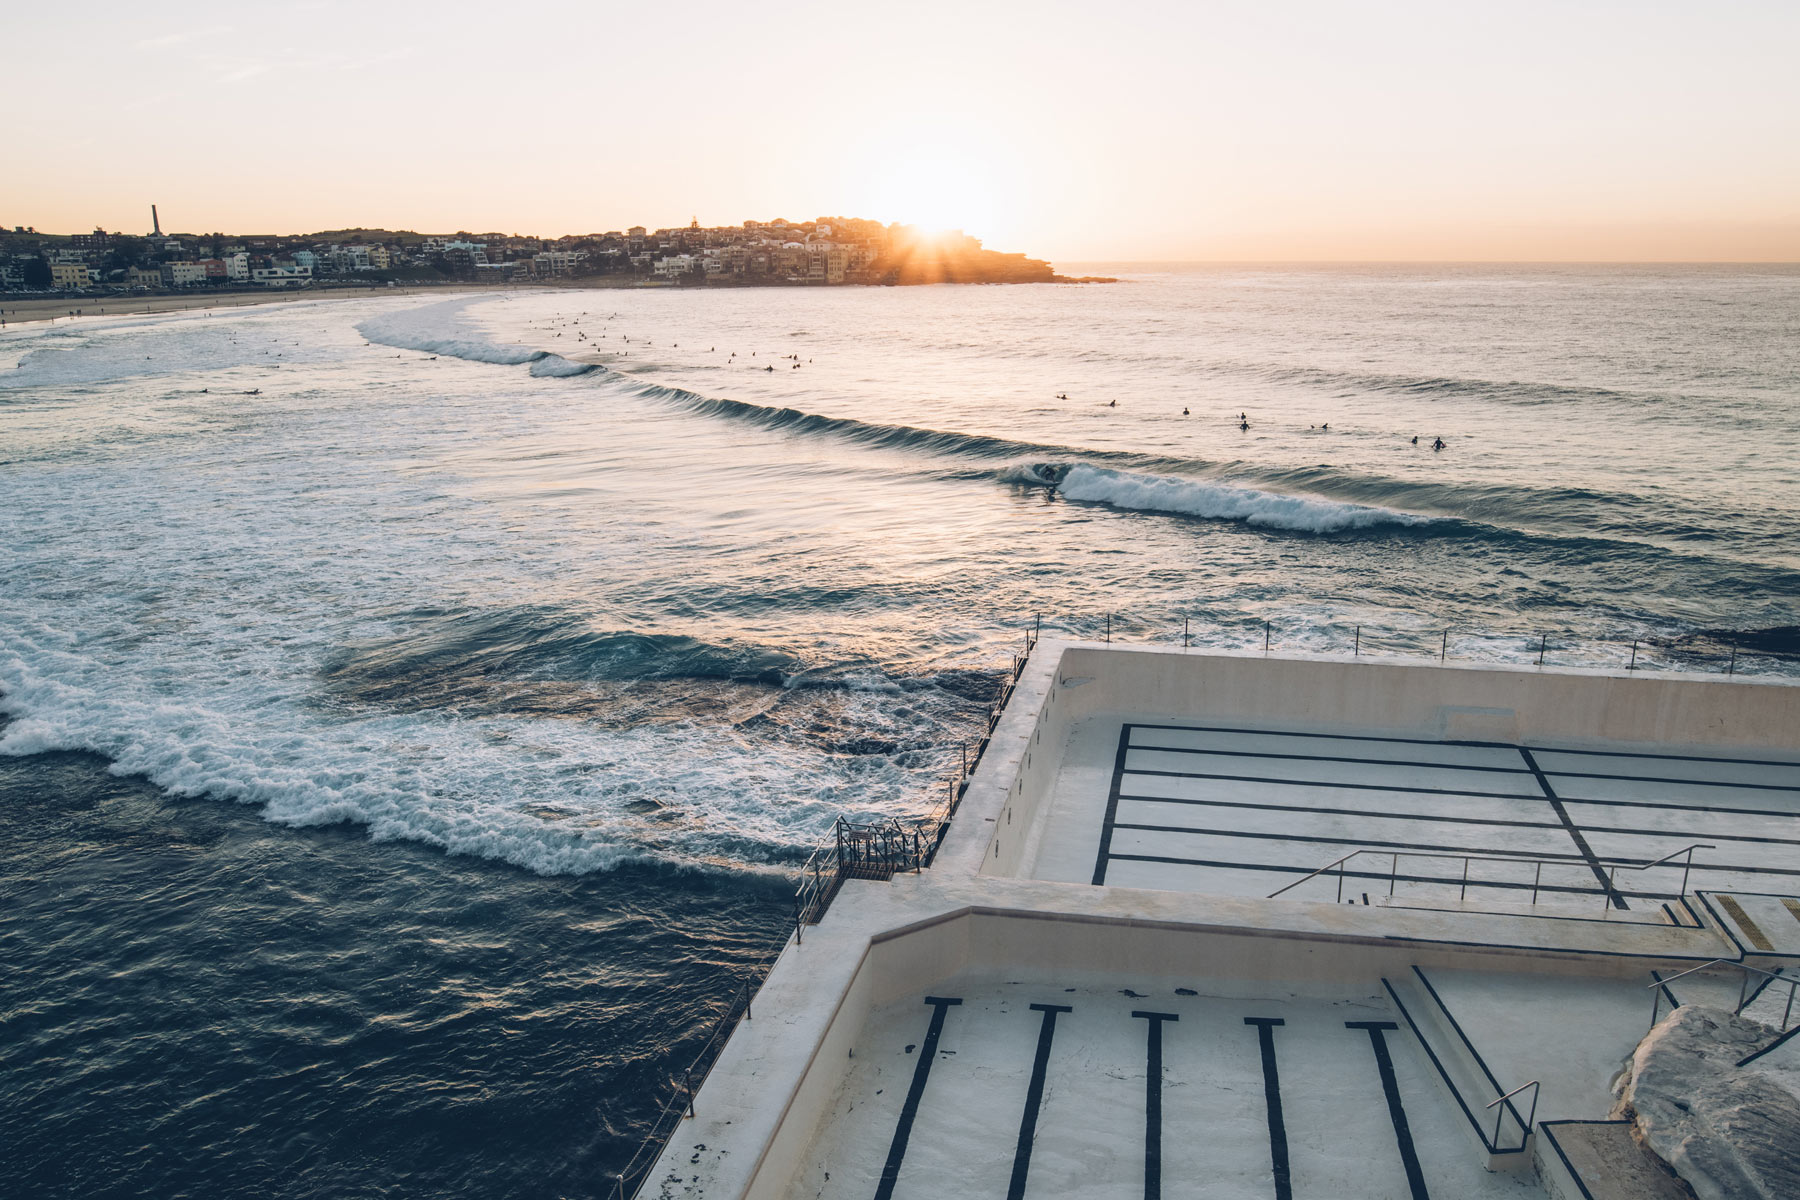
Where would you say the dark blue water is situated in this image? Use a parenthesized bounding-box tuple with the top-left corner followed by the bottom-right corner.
(0, 732, 789, 1199)
(3, 266, 1798, 1197)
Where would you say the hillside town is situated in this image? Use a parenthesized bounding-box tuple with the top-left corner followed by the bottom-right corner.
(0, 210, 1076, 297)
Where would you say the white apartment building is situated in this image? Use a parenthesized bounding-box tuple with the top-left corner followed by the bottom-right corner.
(533, 250, 580, 277)
(251, 264, 314, 287)
(160, 262, 207, 287)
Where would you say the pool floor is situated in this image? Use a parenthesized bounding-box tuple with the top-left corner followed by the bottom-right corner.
(788, 969, 1542, 1200)
(1023, 719, 1800, 914)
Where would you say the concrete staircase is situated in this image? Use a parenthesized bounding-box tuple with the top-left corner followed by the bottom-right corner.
(1537, 1120, 1695, 1200)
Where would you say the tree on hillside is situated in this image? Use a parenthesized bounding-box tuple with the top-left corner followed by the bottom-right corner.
(104, 236, 146, 274)
(22, 255, 51, 288)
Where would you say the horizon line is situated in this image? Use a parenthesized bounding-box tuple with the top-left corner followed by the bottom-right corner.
(1054, 258, 1800, 266)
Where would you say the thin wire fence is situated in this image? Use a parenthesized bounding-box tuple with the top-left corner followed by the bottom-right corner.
(1071, 612, 1798, 678)
(608, 950, 778, 1200)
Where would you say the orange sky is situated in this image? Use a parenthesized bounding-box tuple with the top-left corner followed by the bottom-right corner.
(9, 1, 1799, 261)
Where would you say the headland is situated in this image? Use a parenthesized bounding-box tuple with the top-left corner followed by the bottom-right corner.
(0, 216, 1109, 307)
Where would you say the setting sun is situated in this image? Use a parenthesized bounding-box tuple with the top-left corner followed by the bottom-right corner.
(841, 117, 1022, 245)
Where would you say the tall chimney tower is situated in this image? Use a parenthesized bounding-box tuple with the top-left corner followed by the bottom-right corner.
(152, 204, 161, 236)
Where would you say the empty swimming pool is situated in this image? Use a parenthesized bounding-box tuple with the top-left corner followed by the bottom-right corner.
(1023, 719, 1800, 914)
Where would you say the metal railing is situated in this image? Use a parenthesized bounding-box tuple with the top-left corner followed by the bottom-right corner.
(1384, 974, 1536, 1156)
(1485, 1081, 1541, 1148)
(608, 963, 773, 1199)
(1649, 959, 1799, 1037)
(1269, 843, 1715, 916)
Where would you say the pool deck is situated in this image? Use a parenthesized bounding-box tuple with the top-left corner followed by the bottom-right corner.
(637, 643, 1800, 1200)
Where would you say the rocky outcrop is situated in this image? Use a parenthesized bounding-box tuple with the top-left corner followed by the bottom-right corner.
(1616, 1005, 1800, 1200)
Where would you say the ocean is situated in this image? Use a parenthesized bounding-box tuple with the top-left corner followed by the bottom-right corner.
(4, 264, 1798, 1197)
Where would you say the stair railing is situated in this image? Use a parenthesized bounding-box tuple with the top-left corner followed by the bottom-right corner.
(1649, 959, 1797, 1034)
(1485, 1081, 1541, 1148)
(1270, 843, 1714, 915)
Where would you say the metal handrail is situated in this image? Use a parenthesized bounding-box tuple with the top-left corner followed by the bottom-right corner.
(1484, 1080, 1541, 1147)
(609, 958, 774, 1199)
(1649, 959, 1797, 1033)
(1601, 844, 1715, 908)
(1270, 843, 1714, 912)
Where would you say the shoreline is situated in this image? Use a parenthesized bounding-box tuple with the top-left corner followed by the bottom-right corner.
(0, 285, 488, 328)
(1, 274, 1119, 329)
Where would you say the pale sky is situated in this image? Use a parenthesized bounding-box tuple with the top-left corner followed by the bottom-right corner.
(10, 0, 1800, 261)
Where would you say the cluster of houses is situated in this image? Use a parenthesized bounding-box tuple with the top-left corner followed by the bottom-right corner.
(0, 214, 1055, 293)
(421, 217, 911, 285)
(0, 225, 415, 293)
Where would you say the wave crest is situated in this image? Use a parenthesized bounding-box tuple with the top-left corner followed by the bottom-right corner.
(359, 298, 564, 368)
(1049, 463, 1435, 533)
(528, 355, 601, 377)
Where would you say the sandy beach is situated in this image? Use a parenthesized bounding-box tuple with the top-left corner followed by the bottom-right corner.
(0, 285, 488, 328)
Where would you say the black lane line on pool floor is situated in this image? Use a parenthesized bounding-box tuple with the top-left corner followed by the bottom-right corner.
(1244, 1018, 1292, 1200)
(1007, 1003, 1073, 1200)
(1125, 740, 1536, 778)
(1130, 734, 1800, 795)
(1346, 1021, 1430, 1200)
(1133, 1011, 1178, 1200)
(1119, 765, 1544, 801)
(1129, 722, 1508, 751)
(1132, 723, 1800, 772)
(1110, 822, 1588, 859)
(1093, 725, 1134, 885)
(1104, 829, 1800, 885)
(1117, 790, 1569, 831)
(874, 995, 962, 1200)
(1518, 747, 1626, 909)
(1117, 789, 1800, 846)
(1104, 854, 1689, 904)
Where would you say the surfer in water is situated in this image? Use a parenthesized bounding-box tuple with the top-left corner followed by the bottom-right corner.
(1433, 437, 1446, 451)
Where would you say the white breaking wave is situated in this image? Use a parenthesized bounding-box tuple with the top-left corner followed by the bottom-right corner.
(358, 298, 603, 377)
(358, 296, 551, 366)
(1054, 463, 1432, 533)
(528, 354, 600, 378)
